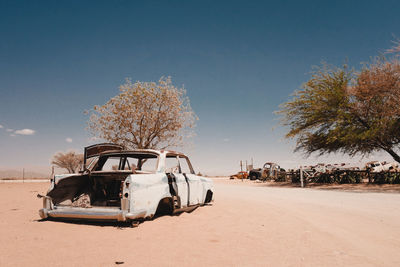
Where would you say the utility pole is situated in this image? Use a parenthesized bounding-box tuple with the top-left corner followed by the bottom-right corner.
(22, 168, 25, 183)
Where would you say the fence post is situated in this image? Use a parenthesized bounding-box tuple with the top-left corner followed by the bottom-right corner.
(240, 160, 243, 182)
(300, 166, 304, 188)
(367, 169, 371, 183)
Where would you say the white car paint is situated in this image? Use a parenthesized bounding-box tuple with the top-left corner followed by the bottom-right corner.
(39, 149, 214, 223)
(365, 161, 399, 172)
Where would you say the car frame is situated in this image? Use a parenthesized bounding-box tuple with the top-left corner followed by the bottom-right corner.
(249, 162, 284, 181)
(39, 143, 214, 224)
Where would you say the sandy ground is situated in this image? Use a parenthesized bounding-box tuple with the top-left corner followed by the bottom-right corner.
(1, 179, 400, 266)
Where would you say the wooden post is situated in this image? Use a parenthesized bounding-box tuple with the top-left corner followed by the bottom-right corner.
(367, 169, 371, 183)
(22, 168, 25, 183)
(300, 166, 304, 188)
(240, 160, 243, 182)
(51, 166, 54, 180)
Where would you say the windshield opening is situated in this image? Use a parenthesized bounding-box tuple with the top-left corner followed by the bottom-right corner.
(93, 153, 159, 173)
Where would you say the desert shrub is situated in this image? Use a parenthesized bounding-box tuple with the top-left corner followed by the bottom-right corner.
(289, 169, 400, 184)
(310, 172, 335, 183)
(310, 170, 362, 184)
(289, 171, 301, 183)
(337, 171, 362, 184)
(372, 172, 386, 184)
(392, 173, 400, 184)
(372, 172, 400, 184)
(274, 171, 288, 182)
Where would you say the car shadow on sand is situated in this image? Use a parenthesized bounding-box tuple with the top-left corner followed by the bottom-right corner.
(34, 218, 139, 228)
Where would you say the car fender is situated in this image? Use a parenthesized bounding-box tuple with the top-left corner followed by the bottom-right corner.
(200, 177, 214, 203)
(128, 173, 172, 217)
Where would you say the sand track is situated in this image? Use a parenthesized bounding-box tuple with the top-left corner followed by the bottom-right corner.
(1, 179, 400, 266)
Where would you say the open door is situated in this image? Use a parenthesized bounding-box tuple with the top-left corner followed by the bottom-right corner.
(83, 143, 124, 170)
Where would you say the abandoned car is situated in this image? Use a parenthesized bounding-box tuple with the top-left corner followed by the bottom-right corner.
(249, 162, 285, 181)
(365, 161, 398, 172)
(39, 143, 214, 223)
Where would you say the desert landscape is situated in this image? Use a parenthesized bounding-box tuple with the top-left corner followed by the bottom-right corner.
(1, 178, 400, 266)
(2, 1, 400, 266)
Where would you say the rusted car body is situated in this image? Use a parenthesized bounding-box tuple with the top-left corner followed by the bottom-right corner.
(249, 162, 284, 181)
(39, 144, 214, 223)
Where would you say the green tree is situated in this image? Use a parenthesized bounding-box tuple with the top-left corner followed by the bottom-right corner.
(278, 57, 400, 163)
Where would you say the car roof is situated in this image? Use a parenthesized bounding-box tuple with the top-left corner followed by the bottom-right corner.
(97, 149, 187, 158)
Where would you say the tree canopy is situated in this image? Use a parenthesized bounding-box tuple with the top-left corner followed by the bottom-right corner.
(278, 55, 400, 163)
(51, 151, 83, 173)
(88, 77, 197, 149)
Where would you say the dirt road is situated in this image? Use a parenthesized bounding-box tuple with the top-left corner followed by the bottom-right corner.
(1, 179, 400, 266)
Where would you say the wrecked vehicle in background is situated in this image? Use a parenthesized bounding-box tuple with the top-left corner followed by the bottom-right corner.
(365, 161, 399, 172)
(312, 163, 360, 173)
(39, 143, 214, 224)
(249, 162, 285, 181)
(230, 171, 248, 179)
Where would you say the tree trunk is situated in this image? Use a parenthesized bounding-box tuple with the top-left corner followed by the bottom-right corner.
(384, 147, 400, 164)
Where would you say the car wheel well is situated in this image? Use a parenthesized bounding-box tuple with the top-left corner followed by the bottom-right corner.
(204, 190, 213, 204)
(155, 197, 173, 216)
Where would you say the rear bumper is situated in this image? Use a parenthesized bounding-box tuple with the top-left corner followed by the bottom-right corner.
(39, 207, 146, 222)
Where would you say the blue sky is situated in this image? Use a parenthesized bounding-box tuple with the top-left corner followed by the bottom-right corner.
(1, 0, 400, 175)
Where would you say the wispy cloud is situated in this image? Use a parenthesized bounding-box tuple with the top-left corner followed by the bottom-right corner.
(0, 124, 3, 129)
(66, 137, 73, 143)
(14, 129, 35, 135)
(10, 134, 16, 137)
(223, 138, 230, 142)
(6, 129, 13, 132)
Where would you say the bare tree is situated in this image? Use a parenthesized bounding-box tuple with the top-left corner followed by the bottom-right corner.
(387, 39, 400, 54)
(51, 151, 84, 173)
(88, 77, 197, 149)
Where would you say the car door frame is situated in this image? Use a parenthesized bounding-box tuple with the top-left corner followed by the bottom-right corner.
(165, 153, 189, 208)
(178, 155, 202, 206)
